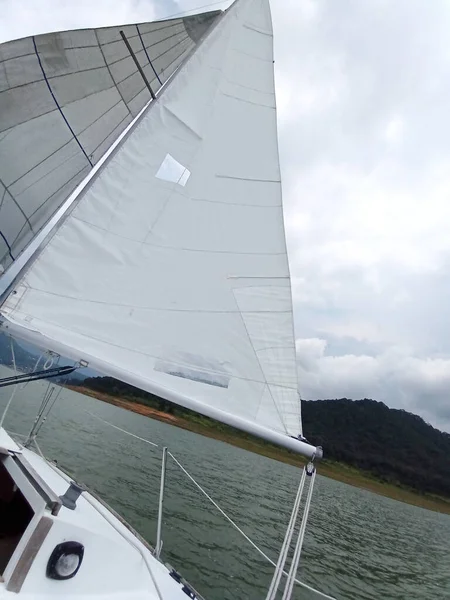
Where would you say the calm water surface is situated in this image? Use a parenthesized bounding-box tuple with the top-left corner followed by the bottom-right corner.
(0, 368, 449, 600)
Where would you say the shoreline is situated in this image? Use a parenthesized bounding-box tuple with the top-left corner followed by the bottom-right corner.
(68, 385, 450, 516)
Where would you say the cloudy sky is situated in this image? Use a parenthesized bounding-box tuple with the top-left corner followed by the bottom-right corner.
(1, 0, 450, 433)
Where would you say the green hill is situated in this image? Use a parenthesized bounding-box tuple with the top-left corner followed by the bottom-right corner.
(303, 398, 450, 498)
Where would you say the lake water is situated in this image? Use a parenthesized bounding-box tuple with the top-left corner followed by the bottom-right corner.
(0, 368, 449, 599)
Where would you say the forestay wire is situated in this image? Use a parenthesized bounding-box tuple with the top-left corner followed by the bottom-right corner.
(85, 410, 336, 600)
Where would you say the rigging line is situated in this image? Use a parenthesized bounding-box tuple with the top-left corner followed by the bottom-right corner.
(32, 36, 93, 168)
(168, 451, 336, 600)
(84, 411, 159, 447)
(78, 414, 335, 600)
(266, 469, 306, 600)
(282, 470, 316, 600)
(136, 25, 162, 85)
(0, 337, 18, 427)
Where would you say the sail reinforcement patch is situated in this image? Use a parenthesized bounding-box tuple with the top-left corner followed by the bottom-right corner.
(155, 154, 191, 186)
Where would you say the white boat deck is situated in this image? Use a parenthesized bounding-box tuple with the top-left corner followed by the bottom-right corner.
(0, 430, 202, 599)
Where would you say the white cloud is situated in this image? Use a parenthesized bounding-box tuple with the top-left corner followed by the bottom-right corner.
(0, 0, 232, 43)
(269, 0, 450, 432)
(0, 0, 159, 42)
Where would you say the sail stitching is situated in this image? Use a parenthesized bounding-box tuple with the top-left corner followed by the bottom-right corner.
(243, 23, 272, 36)
(0, 178, 34, 233)
(153, 42, 193, 81)
(9, 165, 91, 250)
(215, 174, 280, 183)
(222, 91, 275, 109)
(2, 306, 298, 391)
(189, 196, 281, 207)
(0, 186, 6, 212)
(0, 80, 117, 136)
(32, 36, 93, 168)
(136, 24, 162, 84)
(7, 98, 126, 193)
(15, 285, 293, 313)
(230, 287, 289, 434)
(72, 215, 285, 255)
(94, 29, 132, 122)
(7, 141, 84, 191)
(88, 113, 132, 160)
(233, 48, 273, 63)
(110, 34, 190, 77)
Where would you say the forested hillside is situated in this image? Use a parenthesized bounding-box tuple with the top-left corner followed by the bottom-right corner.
(303, 398, 450, 498)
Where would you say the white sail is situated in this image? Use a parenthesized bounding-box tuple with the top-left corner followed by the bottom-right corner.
(0, 10, 221, 269)
(1, 0, 311, 453)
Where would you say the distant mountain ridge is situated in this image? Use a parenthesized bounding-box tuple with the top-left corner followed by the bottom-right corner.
(303, 398, 450, 498)
(0, 331, 41, 371)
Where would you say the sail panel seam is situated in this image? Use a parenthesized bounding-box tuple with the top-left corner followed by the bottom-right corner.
(136, 25, 162, 84)
(32, 36, 93, 168)
(189, 197, 281, 207)
(94, 29, 132, 121)
(0, 81, 120, 136)
(72, 214, 285, 255)
(1, 308, 298, 392)
(0, 178, 34, 233)
(14, 285, 293, 313)
(216, 174, 280, 183)
(27, 165, 90, 220)
(222, 91, 275, 109)
(231, 287, 289, 434)
(108, 33, 189, 74)
(88, 113, 132, 158)
(7, 98, 125, 193)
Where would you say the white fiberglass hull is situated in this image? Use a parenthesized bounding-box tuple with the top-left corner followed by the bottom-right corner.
(0, 429, 204, 599)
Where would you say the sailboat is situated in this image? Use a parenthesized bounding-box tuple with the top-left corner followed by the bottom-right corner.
(0, 0, 334, 598)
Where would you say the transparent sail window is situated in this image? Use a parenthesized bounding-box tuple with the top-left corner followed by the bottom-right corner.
(155, 154, 191, 186)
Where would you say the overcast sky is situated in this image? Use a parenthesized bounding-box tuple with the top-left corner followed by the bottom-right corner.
(1, 0, 450, 433)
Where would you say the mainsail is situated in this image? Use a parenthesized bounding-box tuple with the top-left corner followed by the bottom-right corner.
(0, 10, 221, 269)
(0, 0, 315, 457)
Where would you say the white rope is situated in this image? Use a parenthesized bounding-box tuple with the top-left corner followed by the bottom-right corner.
(0, 343, 49, 429)
(85, 412, 336, 600)
(266, 468, 306, 600)
(85, 411, 159, 447)
(168, 451, 335, 599)
(282, 469, 316, 600)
